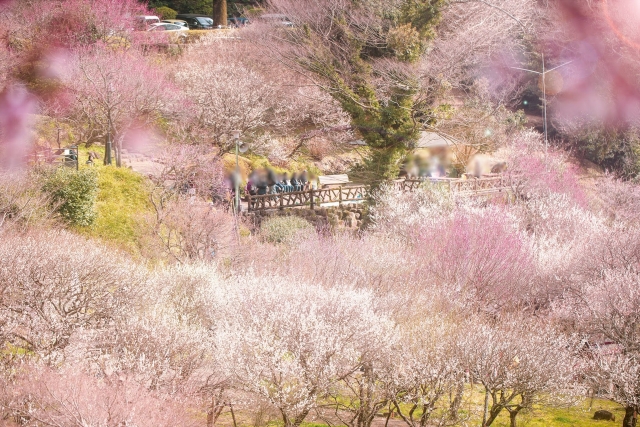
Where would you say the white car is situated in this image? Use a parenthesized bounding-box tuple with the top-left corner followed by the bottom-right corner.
(161, 19, 189, 29)
(147, 23, 188, 33)
(136, 15, 161, 29)
(261, 14, 294, 27)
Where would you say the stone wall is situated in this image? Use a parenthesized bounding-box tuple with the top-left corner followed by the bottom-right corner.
(242, 204, 369, 232)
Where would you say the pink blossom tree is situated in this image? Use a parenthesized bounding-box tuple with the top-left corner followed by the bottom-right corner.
(1, 364, 198, 427)
(65, 45, 179, 166)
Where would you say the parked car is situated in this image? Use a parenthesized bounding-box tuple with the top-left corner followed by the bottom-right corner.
(135, 15, 161, 30)
(146, 23, 188, 42)
(260, 14, 293, 27)
(161, 19, 189, 28)
(147, 23, 188, 32)
(175, 14, 215, 30)
(228, 17, 250, 27)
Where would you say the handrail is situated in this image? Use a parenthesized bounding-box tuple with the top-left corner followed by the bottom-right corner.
(27, 146, 79, 171)
(247, 185, 369, 212)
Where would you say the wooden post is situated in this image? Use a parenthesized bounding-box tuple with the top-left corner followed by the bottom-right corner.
(247, 194, 252, 212)
(310, 188, 315, 210)
(279, 193, 284, 210)
(338, 185, 343, 207)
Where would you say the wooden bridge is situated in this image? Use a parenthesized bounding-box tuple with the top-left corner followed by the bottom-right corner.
(246, 175, 515, 212)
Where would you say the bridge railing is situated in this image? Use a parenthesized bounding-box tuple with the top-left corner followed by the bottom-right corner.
(27, 147, 79, 170)
(247, 176, 516, 211)
(247, 185, 369, 212)
(398, 175, 516, 194)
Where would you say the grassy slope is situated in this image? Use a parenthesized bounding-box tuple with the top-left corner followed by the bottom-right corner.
(74, 146, 152, 254)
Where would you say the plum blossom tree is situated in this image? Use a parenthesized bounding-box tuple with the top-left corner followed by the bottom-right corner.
(66, 45, 178, 166)
(1, 364, 198, 427)
(462, 318, 578, 427)
(2, 0, 147, 49)
(0, 230, 144, 363)
(216, 278, 392, 427)
(385, 317, 467, 427)
(0, 171, 54, 232)
(568, 270, 640, 427)
(175, 55, 286, 153)
(323, 309, 396, 427)
(174, 41, 349, 157)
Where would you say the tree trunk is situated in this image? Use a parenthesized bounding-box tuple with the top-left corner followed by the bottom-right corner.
(206, 393, 225, 427)
(485, 405, 503, 427)
(213, 0, 227, 27)
(482, 387, 490, 427)
(115, 139, 122, 167)
(449, 377, 465, 420)
(282, 409, 310, 427)
(509, 409, 521, 427)
(230, 404, 238, 427)
(623, 406, 638, 427)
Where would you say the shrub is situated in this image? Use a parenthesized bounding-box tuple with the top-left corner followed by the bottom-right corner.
(260, 215, 313, 244)
(42, 167, 98, 227)
(155, 6, 177, 20)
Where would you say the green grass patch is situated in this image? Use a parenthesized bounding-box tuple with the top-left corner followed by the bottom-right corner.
(506, 400, 624, 427)
(74, 147, 152, 253)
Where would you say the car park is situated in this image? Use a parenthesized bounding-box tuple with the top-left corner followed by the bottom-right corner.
(175, 14, 215, 30)
(145, 22, 188, 43)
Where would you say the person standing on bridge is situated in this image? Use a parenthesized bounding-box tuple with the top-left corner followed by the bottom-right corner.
(267, 168, 278, 194)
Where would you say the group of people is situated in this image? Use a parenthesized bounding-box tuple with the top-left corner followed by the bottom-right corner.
(245, 169, 310, 196)
(400, 155, 447, 179)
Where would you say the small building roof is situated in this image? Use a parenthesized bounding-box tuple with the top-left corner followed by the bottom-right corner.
(348, 133, 465, 148)
(415, 132, 459, 148)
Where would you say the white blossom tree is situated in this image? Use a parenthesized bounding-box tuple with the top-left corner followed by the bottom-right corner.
(462, 318, 578, 427)
(386, 317, 466, 427)
(570, 270, 640, 427)
(0, 230, 143, 364)
(216, 277, 392, 427)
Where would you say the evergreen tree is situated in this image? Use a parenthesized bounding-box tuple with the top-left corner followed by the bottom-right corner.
(266, 0, 444, 183)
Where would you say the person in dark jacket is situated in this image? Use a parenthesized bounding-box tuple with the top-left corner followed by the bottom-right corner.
(267, 168, 278, 194)
(300, 170, 309, 190)
(291, 173, 301, 191)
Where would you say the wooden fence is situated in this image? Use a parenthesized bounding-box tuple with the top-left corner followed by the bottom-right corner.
(247, 176, 514, 212)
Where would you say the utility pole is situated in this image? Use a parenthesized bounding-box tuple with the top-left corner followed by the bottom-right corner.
(511, 56, 572, 157)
